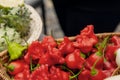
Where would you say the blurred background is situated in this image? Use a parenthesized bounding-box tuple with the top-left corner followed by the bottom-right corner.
(25, 0, 120, 39)
(25, 0, 64, 39)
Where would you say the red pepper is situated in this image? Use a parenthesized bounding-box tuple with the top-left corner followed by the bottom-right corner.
(14, 64, 30, 80)
(24, 41, 44, 64)
(85, 52, 104, 70)
(89, 58, 106, 80)
(30, 64, 49, 80)
(39, 46, 65, 66)
(78, 69, 90, 80)
(90, 69, 106, 80)
(58, 36, 75, 56)
(73, 25, 98, 54)
(49, 66, 70, 80)
(7, 60, 25, 75)
(41, 36, 57, 49)
(65, 49, 85, 69)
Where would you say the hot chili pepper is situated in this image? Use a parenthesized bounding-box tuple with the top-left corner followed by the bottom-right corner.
(58, 36, 75, 56)
(39, 46, 65, 66)
(73, 25, 98, 54)
(85, 52, 104, 70)
(24, 41, 44, 64)
(30, 64, 49, 80)
(7, 60, 25, 75)
(41, 36, 57, 49)
(65, 49, 85, 69)
(89, 59, 106, 80)
(78, 69, 90, 80)
(14, 63, 30, 80)
(49, 66, 70, 80)
(86, 36, 109, 70)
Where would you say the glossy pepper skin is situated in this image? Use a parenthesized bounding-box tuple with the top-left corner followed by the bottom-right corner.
(14, 64, 30, 80)
(24, 41, 44, 64)
(85, 52, 104, 70)
(39, 46, 65, 66)
(49, 66, 70, 80)
(78, 69, 90, 80)
(73, 25, 98, 54)
(90, 69, 106, 80)
(105, 36, 120, 68)
(30, 64, 49, 80)
(65, 49, 85, 69)
(58, 36, 75, 56)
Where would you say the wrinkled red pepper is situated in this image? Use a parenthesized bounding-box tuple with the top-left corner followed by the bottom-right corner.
(58, 36, 75, 56)
(65, 49, 85, 69)
(73, 25, 98, 54)
(30, 64, 49, 80)
(39, 46, 65, 66)
(49, 66, 70, 80)
(14, 64, 30, 80)
(85, 52, 104, 70)
(24, 41, 44, 64)
(78, 69, 90, 80)
(41, 36, 57, 49)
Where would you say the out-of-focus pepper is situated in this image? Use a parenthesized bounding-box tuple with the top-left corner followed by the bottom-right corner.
(39, 46, 65, 66)
(3, 36, 27, 61)
(86, 36, 109, 70)
(14, 63, 30, 80)
(78, 69, 90, 80)
(30, 64, 49, 80)
(24, 41, 44, 64)
(58, 36, 75, 56)
(41, 36, 57, 49)
(73, 25, 98, 54)
(86, 52, 104, 70)
(65, 49, 85, 69)
(89, 59, 106, 80)
(49, 66, 70, 80)
(105, 36, 120, 68)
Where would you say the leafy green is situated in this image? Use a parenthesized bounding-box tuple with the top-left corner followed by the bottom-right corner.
(0, 5, 32, 38)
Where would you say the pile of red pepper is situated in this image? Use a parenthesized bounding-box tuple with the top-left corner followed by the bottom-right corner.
(7, 25, 120, 80)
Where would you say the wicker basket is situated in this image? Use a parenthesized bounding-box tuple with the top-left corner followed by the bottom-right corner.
(1, 32, 120, 80)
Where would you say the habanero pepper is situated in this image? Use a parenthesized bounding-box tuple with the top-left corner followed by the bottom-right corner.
(78, 69, 90, 80)
(89, 59, 106, 80)
(49, 66, 70, 80)
(39, 46, 65, 66)
(58, 36, 75, 56)
(14, 63, 30, 80)
(24, 41, 44, 64)
(30, 64, 49, 80)
(41, 36, 57, 49)
(73, 25, 98, 54)
(86, 36, 109, 70)
(65, 49, 85, 69)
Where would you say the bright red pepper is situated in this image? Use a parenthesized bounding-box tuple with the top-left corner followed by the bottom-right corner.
(30, 64, 49, 80)
(49, 66, 70, 80)
(8, 60, 25, 75)
(58, 36, 75, 56)
(90, 69, 106, 80)
(85, 52, 104, 70)
(73, 25, 98, 54)
(78, 69, 90, 80)
(41, 36, 57, 49)
(39, 46, 65, 66)
(14, 64, 30, 80)
(24, 41, 44, 64)
(65, 49, 85, 69)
